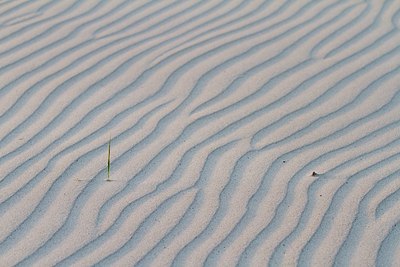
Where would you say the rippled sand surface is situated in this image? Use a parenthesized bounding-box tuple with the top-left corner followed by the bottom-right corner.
(0, 0, 399, 266)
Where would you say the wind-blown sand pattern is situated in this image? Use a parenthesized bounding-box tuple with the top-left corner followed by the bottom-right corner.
(0, 0, 400, 266)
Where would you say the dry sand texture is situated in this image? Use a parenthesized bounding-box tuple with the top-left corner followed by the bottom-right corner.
(0, 0, 400, 266)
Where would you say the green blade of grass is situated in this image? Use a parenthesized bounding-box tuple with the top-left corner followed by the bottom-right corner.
(107, 137, 111, 180)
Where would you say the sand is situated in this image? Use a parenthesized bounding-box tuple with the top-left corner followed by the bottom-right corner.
(0, 0, 399, 266)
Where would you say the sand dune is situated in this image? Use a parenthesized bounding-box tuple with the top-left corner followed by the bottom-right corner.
(0, 0, 399, 266)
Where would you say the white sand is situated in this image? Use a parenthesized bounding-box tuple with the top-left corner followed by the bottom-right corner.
(0, 0, 399, 266)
